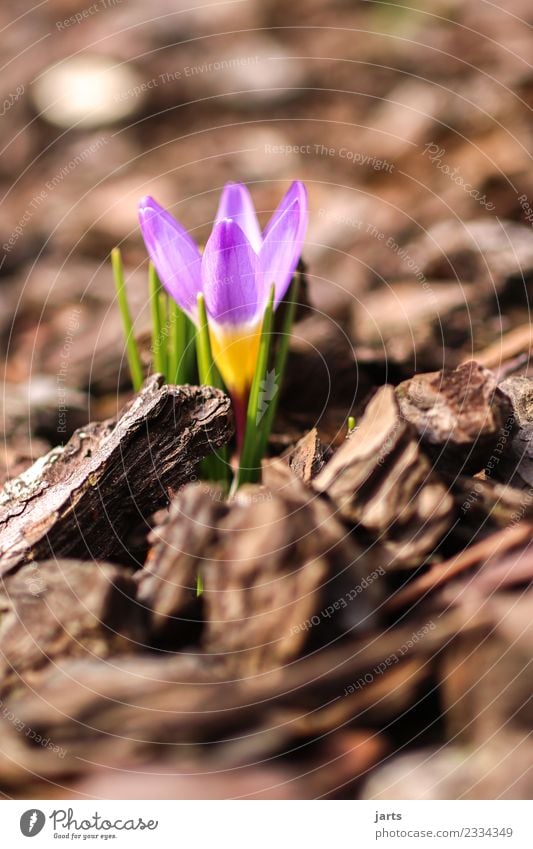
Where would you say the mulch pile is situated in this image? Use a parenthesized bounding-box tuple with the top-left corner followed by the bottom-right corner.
(1, 0, 533, 799)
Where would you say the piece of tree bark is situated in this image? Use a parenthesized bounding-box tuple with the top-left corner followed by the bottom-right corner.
(450, 473, 533, 548)
(136, 482, 228, 639)
(200, 472, 381, 674)
(0, 376, 233, 575)
(286, 427, 329, 482)
(313, 385, 454, 568)
(396, 361, 512, 474)
(0, 610, 462, 780)
(137, 470, 384, 670)
(0, 559, 143, 692)
(441, 593, 533, 746)
(467, 540, 533, 594)
(496, 375, 533, 487)
(472, 324, 533, 370)
(384, 521, 533, 613)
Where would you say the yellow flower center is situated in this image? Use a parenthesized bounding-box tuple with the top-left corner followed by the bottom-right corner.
(209, 324, 262, 397)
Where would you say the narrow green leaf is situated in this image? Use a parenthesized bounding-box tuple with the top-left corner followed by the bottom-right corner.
(164, 299, 197, 385)
(195, 294, 224, 390)
(236, 285, 276, 487)
(168, 299, 186, 384)
(195, 294, 230, 489)
(111, 247, 143, 392)
(254, 273, 300, 466)
(195, 293, 211, 385)
(184, 315, 199, 384)
(196, 572, 203, 597)
(149, 263, 167, 377)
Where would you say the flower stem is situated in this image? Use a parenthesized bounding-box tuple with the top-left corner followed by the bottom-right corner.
(111, 247, 143, 392)
(231, 390, 249, 454)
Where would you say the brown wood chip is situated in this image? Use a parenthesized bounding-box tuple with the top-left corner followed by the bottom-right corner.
(0, 558, 142, 691)
(396, 360, 512, 473)
(0, 376, 233, 575)
(313, 385, 454, 567)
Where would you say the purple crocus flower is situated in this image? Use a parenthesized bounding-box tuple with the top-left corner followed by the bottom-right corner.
(138, 181, 308, 441)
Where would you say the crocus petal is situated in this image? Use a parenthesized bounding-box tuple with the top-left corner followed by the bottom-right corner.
(263, 180, 308, 243)
(201, 218, 259, 327)
(259, 181, 308, 307)
(215, 182, 262, 253)
(138, 195, 202, 321)
(209, 322, 262, 399)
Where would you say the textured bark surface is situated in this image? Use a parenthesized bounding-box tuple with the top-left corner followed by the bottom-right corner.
(4, 0, 533, 802)
(0, 376, 233, 575)
(497, 375, 533, 487)
(0, 369, 530, 800)
(0, 610, 463, 792)
(136, 482, 228, 639)
(199, 471, 384, 673)
(396, 361, 512, 473)
(0, 559, 142, 693)
(138, 470, 385, 671)
(313, 385, 454, 567)
(287, 427, 329, 482)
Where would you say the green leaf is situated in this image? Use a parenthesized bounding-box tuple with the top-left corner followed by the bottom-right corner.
(149, 262, 167, 377)
(111, 247, 143, 392)
(183, 315, 199, 384)
(236, 285, 276, 487)
(195, 294, 224, 390)
(163, 297, 198, 386)
(168, 299, 186, 384)
(195, 294, 230, 489)
(254, 273, 300, 466)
